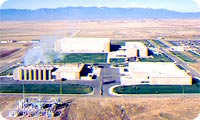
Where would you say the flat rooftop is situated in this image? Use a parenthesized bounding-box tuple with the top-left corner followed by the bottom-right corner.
(57, 37, 110, 43)
(15, 64, 84, 72)
(128, 62, 190, 77)
(54, 64, 84, 72)
(125, 42, 147, 49)
(17, 65, 54, 70)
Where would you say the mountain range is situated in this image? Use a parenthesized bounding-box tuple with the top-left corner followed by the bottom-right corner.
(0, 7, 200, 21)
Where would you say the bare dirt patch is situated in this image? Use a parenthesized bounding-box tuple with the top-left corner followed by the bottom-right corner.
(66, 97, 200, 120)
(0, 48, 21, 58)
(0, 43, 30, 67)
(1, 96, 200, 120)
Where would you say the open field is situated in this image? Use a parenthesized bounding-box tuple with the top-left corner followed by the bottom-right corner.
(1, 96, 200, 120)
(1, 19, 200, 41)
(0, 43, 31, 68)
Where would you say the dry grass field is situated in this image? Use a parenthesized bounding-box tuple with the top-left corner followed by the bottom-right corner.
(1, 96, 200, 120)
(1, 19, 200, 41)
(0, 43, 31, 67)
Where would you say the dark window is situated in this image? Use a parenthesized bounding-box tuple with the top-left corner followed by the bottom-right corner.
(26, 70, 29, 80)
(141, 81, 149, 83)
(124, 68, 129, 72)
(41, 70, 43, 80)
(22, 70, 24, 80)
(36, 70, 38, 80)
(137, 49, 140, 57)
(31, 70, 34, 80)
(46, 70, 49, 80)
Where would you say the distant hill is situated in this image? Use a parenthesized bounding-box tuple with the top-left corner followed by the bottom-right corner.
(0, 7, 200, 21)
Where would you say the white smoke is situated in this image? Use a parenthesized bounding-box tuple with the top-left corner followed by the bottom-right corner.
(23, 35, 63, 66)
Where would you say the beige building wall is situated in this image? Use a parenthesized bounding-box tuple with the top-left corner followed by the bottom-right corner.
(13, 68, 20, 80)
(125, 42, 148, 58)
(56, 72, 80, 80)
(151, 77, 192, 85)
(54, 38, 110, 53)
(139, 47, 148, 57)
(120, 62, 192, 85)
(121, 72, 150, 85)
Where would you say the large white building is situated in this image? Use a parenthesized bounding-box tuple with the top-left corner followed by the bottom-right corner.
(120, 62, 192, 85)
(54, 38, 110, 53)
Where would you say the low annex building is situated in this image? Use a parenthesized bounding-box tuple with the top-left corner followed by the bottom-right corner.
(54, 38, 110, 53)
(13, 64, 98, 81)
(53, 64, 84, 80)
(120, 62, 192, 85)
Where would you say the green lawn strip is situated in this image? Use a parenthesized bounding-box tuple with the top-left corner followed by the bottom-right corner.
(171, 51, 196, 62)
(114, 84, 200, 94)
(0, 84, 93, 94)
(62, 84, 93, 94)
(140, 54, 173, 62)
(53, 53, 107, 63)
(111, 40, 152, 47)
(0, 84, 23, 93)
(110, 58, 126, 64)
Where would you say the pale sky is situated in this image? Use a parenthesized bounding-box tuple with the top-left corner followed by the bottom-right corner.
(0, 0, 200, 12)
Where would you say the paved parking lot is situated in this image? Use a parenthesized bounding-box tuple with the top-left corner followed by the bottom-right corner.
(169, 40, 200, 53)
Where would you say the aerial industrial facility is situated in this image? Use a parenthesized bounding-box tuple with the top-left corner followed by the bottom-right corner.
(119, 62, 192, 85)
(54, 38, 110, 53)
(13, 38, 193, 86)
(13, 64, 99, 81)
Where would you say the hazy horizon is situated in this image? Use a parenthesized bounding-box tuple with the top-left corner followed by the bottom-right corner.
(1, 0, 200, 13)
